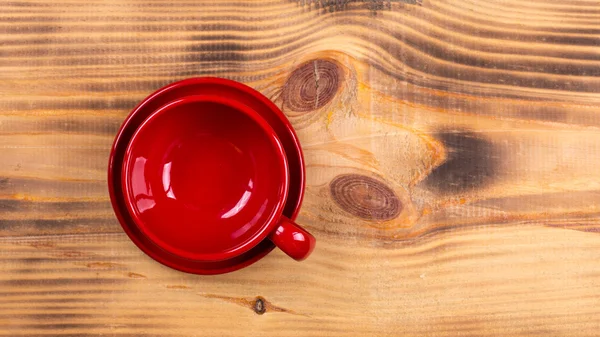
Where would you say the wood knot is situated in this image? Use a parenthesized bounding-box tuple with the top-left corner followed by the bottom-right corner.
(330, 174, 402, 221)
(283, 59, 341, 112)
(253, 297, 266, 315)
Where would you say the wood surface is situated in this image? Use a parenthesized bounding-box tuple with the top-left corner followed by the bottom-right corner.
(1, 0, 600, 335)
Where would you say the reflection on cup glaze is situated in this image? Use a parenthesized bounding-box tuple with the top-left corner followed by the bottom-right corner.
(274, 225, 284, 236)
(230, 199, 269, 240)
(135, 196, 156, 213)
(132, 157, 149, 195)
(132, 157, 157, 213)
(162, 162, 176, 199)
(221, 179, 253, 219)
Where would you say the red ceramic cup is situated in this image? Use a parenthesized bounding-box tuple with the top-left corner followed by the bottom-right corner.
(121, 94, 315, 263)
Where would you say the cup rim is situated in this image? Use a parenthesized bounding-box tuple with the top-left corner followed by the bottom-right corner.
(121, 94, 290, 262)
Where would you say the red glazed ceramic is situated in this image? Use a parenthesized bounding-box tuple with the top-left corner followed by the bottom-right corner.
(108, 77, 313, 274)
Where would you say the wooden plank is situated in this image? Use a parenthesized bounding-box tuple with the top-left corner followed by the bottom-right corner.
(1, 226, 600, 336)
(1, 0, 600, 335)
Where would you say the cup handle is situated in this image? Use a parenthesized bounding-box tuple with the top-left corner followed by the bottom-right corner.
(268, 217, 316, 261)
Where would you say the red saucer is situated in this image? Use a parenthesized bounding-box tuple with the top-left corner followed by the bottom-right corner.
(108, 78, 305, 275)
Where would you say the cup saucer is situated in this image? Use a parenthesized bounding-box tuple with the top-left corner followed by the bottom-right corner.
(108, 78, 305, 275)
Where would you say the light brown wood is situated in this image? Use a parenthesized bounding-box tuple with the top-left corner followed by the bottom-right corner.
(1, 0, 600, 335)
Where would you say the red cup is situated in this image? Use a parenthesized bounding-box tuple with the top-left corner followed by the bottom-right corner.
(121, 94, 315, 263)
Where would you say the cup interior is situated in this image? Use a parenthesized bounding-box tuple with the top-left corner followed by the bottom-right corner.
(122, 95, 289, 261)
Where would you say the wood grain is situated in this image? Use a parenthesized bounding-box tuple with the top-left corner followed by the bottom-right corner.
(1, 0, 600, 335)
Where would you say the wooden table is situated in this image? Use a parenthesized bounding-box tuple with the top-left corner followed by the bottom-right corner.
(2, 0, 600, 335)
